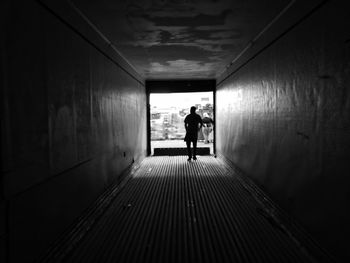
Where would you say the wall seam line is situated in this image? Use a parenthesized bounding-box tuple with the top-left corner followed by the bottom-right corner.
(36, 0, 145, 86)
(217, 0, 330, 87)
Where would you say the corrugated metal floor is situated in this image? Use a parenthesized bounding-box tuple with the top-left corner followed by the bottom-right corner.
(63, 156, 320, 263)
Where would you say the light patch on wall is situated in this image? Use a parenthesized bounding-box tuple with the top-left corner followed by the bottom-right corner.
(219, 87, 244, 112)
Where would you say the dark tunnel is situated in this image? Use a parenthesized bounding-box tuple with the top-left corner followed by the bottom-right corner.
(1, 0, 350, 262)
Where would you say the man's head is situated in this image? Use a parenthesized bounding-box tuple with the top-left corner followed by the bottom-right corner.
(190, 106, 196, 114)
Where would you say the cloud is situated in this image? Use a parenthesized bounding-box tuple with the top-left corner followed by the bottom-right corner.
(149, 59, 219, 73)
(120, 1, 240, 54)
(129, 0, 233, 17)
(127, 17, 156, 31)
(130, 29, 227, 53)
(146, 9, 198, 18)
(133, 31, 162, 47)
(194, 38, 235, 46)
(168, 42, 222, 52)
(209, 30, 241, 39)
(149, 62, 167, 72)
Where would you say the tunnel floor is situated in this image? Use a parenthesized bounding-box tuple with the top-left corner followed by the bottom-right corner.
(60, 156, 321, 263)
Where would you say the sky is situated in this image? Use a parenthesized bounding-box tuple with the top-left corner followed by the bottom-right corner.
(150, 92, 213, 109)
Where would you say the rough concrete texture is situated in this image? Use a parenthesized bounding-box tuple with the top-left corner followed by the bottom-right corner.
(216, 1, 350, 262)
(2, 1, 146, 262)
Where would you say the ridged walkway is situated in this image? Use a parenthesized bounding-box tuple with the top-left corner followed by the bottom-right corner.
(63, 156, 321, 263)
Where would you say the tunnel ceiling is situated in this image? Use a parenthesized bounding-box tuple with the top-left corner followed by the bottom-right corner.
(72, 0, 290, 79)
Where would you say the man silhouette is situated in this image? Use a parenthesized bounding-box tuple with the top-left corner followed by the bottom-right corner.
(184, 106, 203, 161)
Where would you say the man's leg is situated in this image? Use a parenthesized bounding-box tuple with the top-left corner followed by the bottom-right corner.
(186, 140, 192, 160)
(193, 140, 197, 160)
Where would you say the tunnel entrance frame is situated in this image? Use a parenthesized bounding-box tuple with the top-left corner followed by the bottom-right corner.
(146, 80, 216, 156)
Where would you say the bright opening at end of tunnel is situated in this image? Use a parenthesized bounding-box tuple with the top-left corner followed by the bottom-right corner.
(150, 92, 214, 155)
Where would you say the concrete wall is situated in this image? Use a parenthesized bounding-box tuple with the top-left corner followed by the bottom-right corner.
(2, 1, 146, 262)
(216, 1, 350, 262)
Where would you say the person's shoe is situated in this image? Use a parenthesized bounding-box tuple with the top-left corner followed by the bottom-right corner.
(193, 156, 197, 160)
